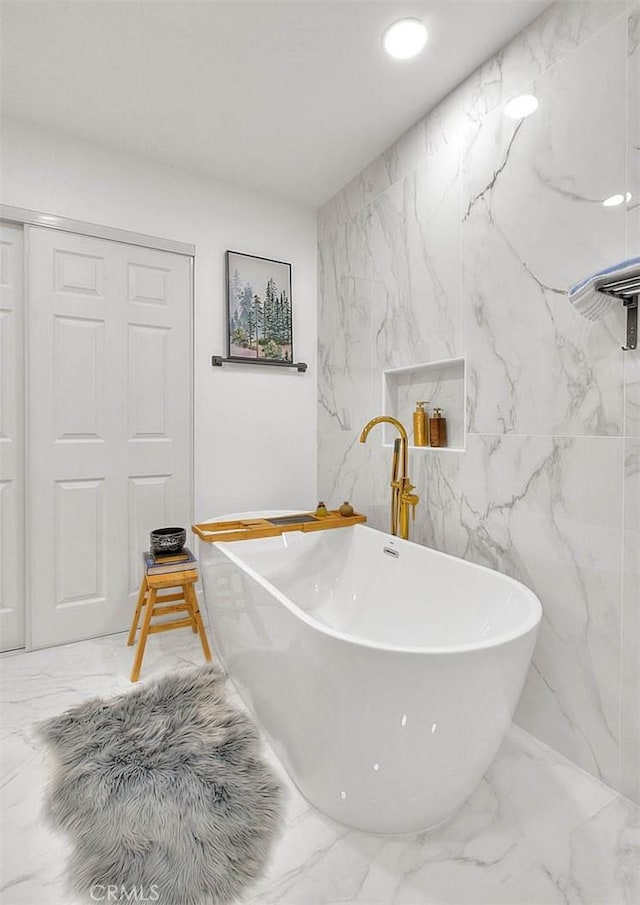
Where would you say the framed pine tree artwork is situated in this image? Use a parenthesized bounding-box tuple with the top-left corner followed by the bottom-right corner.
(225, 250, 294, 364)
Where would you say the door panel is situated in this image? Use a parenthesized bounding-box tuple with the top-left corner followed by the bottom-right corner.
(0, 223, 25, 652)
(27, 227, 192, 649)
(54, 478, 106, 608)
(53, 315, 106, 440)
(128, 323, 170, 438)
(54, 248, 105, 296)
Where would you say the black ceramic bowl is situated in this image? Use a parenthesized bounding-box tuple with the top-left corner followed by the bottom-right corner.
(150, 527, 186, 556)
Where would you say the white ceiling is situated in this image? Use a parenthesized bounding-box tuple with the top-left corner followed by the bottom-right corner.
(1, 0, 551, 207)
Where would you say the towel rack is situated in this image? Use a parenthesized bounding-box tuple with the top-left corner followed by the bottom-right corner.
(598, 275, 638, 351)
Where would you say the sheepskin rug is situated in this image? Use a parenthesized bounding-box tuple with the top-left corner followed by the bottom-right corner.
(38, 665, 283, 905)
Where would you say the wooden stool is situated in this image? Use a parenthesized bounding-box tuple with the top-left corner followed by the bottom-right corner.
(128, 568, 212, 682)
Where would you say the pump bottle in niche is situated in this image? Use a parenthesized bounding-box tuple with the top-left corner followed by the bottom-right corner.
(429, 408, 448, 448)
(413, 401, 430, 447)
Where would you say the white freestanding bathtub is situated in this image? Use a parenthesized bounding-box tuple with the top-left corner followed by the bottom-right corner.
(198, 511, 541, 834)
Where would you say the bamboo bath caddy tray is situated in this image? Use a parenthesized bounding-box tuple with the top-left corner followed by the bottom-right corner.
(192, 510, 366, 543)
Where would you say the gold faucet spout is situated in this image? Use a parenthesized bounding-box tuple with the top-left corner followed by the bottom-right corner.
(359, 416, 408, 479)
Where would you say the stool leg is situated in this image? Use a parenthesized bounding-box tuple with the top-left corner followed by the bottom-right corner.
(191, 586, 197, 633)
(130, 587, 157, 682)
(185, 582, 212, 662)
(127, 576, 148, 646)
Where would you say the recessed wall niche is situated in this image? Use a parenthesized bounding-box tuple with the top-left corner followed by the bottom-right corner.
(382, 357, 465, 451)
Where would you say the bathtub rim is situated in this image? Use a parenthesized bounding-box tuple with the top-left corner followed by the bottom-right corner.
(200, 509, 542, 656)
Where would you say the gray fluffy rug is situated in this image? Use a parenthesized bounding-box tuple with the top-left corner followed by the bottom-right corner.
(38, 665, 283, 905)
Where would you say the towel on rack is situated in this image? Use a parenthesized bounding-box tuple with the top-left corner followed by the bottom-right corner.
(569, 256, 640, 320)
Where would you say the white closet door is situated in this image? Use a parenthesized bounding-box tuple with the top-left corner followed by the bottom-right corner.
(0, 223, 25, 651)
(27, 227, 192, 649)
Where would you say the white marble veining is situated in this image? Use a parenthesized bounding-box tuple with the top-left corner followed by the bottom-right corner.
(318, 276, 377, 433)
(369, 144, 462, 369)
(499, 795, 640, 905)
(463, 16, 626, 437)
(625, 354, 640, 437)
(620, 438, 640, 803)
(463, 0, 626, 124)
(628, 3, 640, 225)
(459, 435, 623, 788)
(317, 87, 465, 243)
(318, 1, 627, 241)
(318, 0, 638, 805)
(626, 5, 640, 439)
(318, 430, 381, 521)
(1, 632, 637, 905)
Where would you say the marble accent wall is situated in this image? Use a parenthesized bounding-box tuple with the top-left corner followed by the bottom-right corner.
(318, 1, 639, 801)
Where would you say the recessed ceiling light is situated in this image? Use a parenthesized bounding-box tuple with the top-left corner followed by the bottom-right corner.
(602, 192, 632, 207)
(504, 94, 539, 119)
(383, 19, 428, 60)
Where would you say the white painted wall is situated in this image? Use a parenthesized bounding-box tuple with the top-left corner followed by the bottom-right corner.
(1, 117, 318, 520)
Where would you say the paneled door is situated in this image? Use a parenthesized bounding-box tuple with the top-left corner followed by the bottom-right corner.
(0, 223, 25, 651)
(27, 227, 192, 649)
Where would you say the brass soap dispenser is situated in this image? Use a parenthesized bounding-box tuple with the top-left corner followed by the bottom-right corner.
(413, 401, 429, 447)
(429, 408, 448, 448)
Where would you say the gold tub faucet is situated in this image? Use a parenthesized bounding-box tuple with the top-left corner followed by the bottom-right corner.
(359, 416, 419, 540)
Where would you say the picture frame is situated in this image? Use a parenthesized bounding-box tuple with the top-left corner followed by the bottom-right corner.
(225, 250, 294, 364)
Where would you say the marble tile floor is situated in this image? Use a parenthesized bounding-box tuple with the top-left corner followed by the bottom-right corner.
(1, 631, 637, 905)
